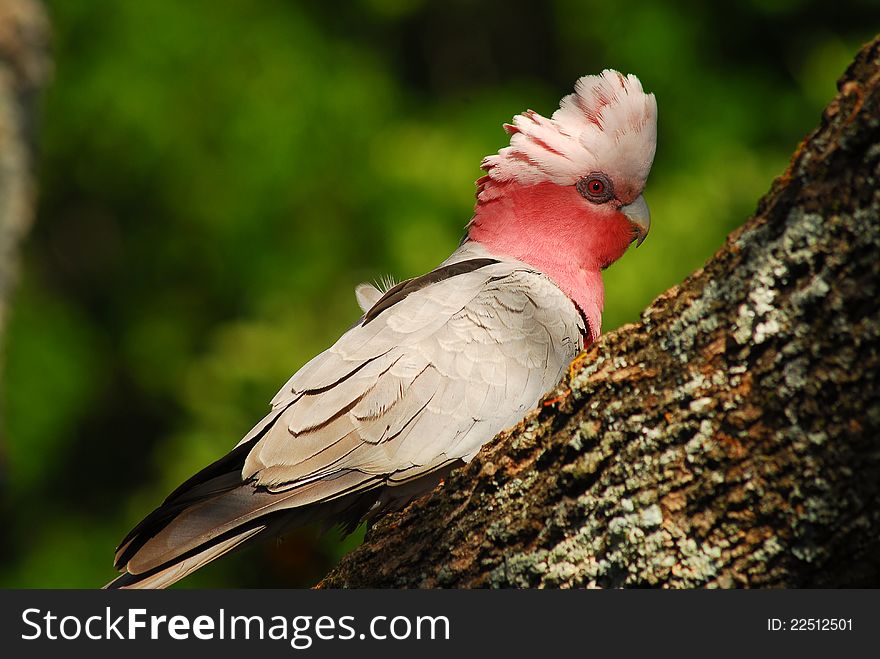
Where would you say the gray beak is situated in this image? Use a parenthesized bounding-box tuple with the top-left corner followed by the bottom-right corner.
(621, 195, 651, 247)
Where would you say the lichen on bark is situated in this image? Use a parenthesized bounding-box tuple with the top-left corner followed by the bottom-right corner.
(320, 37, 880, 589)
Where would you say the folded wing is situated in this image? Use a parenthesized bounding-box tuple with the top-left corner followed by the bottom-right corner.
(108, 244, 584, 588)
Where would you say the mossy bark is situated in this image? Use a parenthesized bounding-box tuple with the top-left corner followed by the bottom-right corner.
(320, 37, 880, 588)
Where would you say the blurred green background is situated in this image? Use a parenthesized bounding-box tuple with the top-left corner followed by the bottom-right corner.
(0, 0, 875, 587)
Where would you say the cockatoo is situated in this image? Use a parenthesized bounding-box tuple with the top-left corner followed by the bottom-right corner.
(107, 70, 657, 588)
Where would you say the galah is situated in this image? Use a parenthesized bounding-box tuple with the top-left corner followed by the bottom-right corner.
(107, 70, 657, 588)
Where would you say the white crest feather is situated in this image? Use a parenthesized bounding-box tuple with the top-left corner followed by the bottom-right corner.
(481, 70, 657, 191)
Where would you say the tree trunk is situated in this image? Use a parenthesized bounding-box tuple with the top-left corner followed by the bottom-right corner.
(320, 37, 880, 588)
(0, 0, 49, 350)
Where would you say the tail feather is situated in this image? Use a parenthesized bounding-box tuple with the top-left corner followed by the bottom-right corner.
(114, 422, 276, 568)
(105, 526, 265, 589)
(124, 471, 376, 576)
(109, 417, 460, 588)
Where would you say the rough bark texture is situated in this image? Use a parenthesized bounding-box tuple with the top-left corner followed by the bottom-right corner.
(320, 38, 880, 588)
(0, 0, 49, 348)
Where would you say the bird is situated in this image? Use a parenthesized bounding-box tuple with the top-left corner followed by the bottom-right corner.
(107, 70, 657, 588)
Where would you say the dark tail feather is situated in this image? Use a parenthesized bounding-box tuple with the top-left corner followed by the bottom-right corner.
(105, 525, 266, 589)
(111, 408, 286, 574)
(114, 430, 271, 569)
(108, 470, 381, 589)
(108, 400, 461, 589)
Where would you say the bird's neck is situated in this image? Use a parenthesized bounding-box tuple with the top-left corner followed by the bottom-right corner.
(468, 180, 634, 341)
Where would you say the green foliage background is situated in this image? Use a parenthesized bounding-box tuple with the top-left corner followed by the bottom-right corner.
(0, 0, 874, 587)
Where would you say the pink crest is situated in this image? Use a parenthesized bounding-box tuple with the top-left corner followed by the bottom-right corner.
(480, 70, 657, 197)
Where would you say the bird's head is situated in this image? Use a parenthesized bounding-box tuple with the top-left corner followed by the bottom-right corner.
(470, 70, 657, 266)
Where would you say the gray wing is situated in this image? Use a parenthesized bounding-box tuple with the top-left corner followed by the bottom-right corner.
(249, 259, 584, 491)
(109, 246, 584, 587)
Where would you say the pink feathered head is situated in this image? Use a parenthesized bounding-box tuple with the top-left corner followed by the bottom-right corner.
(481, 71, 657, 197)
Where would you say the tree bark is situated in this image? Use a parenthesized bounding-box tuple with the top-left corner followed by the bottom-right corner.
(320, 37, 880, 588)
(0, 0, 49, 350)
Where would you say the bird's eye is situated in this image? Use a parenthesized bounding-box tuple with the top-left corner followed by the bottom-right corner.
(576, 173, 614, 203)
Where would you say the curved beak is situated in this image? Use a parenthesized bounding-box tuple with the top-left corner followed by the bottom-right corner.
(621, 195, 651, 247)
